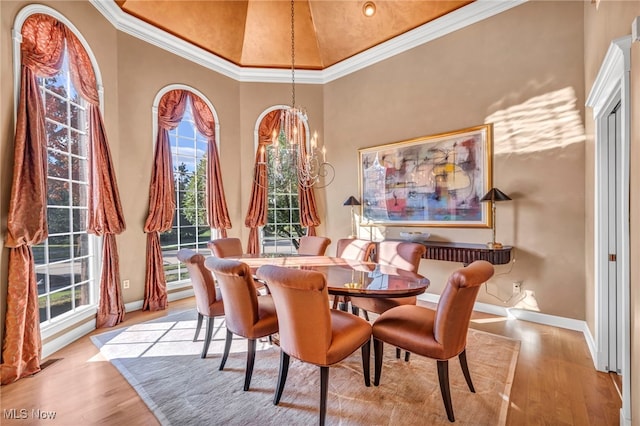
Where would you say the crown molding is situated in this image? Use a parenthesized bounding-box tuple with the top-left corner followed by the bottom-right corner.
(89, 0, 526, 84)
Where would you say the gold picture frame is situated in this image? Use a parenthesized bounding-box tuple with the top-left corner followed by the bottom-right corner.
(358, 124, 493, 228)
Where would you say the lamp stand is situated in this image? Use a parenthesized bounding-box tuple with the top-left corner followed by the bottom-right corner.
(486, 202, 503, 249)
(349, 206, 357, 238)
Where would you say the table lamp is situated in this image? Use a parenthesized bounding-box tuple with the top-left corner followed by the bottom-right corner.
(343, 196, 361, 238)
(480, 187, 512, 249)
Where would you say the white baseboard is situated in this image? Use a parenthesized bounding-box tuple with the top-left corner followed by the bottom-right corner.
(418, 293, 598, 366)
(42, 318, 96, 359)
(124, 287, 194, 313)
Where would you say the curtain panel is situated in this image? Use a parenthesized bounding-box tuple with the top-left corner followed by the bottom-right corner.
(244, 109, 281, 254)
(143, 89, 187, 311)
(65, 28, 126, 328)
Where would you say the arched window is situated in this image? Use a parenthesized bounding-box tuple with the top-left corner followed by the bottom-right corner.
(150, 86, 225, 288)
(7, 6, 125, 383)
(255, 106, 307, 254)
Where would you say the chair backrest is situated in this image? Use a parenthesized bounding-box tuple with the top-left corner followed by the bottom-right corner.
(256, 265, 332, 365)
(208, 237, 243, 258)
(375, 241, 426, 272)
(204, 257, 261, 335)
(434, 260, 494, 357)
(177, 249, 220, 315)
(335, 238, 375, 262)
(297, 236, 331, 256)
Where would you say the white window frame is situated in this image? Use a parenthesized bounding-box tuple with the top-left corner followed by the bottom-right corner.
(12, 5, 104, 353)
(152, 84, 220, 290)
(254, 105, 310, 254)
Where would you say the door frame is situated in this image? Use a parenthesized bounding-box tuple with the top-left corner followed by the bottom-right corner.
(586, 35, 631, 424)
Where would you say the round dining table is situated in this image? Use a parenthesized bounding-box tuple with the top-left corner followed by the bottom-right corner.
(226, 254, 430, 307)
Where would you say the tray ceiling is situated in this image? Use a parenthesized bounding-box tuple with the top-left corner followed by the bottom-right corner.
(115, 0, 474, 70)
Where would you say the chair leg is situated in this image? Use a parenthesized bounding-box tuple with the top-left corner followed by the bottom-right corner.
(437, 360, 455, 422)
(273, 351, 290, 405)
(244, 339, 256, 391)
(361, 339, 371, 387)
(458, 349, 475, 393)
(373, 338, 384, 386)
(201, 316, 214, 359)
(395, 347, 411, 361)
(320, 366, 329, 426)
(351, 306, 360, 316)
(219, 329, 233, 369)
(194, 312, 203, 341)
(363, 310, 370, 321)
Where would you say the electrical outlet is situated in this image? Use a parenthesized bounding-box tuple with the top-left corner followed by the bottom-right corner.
(123, 279, 130, 289)
(512, 281, 521, 295)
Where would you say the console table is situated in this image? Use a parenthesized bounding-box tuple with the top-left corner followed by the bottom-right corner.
(417, 241, 513, 265)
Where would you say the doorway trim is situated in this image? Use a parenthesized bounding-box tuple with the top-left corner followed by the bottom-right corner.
(585, 35, 631, 424)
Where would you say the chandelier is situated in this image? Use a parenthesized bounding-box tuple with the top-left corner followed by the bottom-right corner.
(259, 0, 334, 189)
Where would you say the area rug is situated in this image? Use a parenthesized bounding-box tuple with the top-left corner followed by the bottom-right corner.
(91, 310, 519, 426)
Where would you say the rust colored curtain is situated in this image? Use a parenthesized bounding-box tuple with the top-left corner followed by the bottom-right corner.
(66, 29, 126, 328)
(1, 14, 65, 385)
(190, 94, 231, 237)
(244, 109, 281, 254)
(143, 90, 188, 310)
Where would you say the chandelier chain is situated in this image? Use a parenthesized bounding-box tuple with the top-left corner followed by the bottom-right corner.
(290, 0, 295, 108)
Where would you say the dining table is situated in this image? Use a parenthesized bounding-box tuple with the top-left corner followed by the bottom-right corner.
(225, 254, 430, 309)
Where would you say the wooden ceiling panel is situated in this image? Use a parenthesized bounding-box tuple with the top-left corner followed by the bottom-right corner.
(116, 0, 474, 70)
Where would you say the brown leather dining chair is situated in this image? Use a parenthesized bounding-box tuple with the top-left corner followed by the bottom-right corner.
(176, 249, 225, 358)
(350, 240, 426, 318)
(371, 260, 495, 422)
(256, 264, 371, 426)
(333, 238, 376, 309)
(205, 257, 279, 391)
(335, 238, 375, 262)
(208, 237, 244, 258)
(297, 235, 331, 255)
(351, 240, 426, 360)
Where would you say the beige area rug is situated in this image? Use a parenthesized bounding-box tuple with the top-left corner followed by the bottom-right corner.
(91, 310, 519, 426)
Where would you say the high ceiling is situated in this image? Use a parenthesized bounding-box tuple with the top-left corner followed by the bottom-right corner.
(115, 0, 474, 71)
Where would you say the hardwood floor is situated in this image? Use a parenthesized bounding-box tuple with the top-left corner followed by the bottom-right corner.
(1, 298, 621, 425)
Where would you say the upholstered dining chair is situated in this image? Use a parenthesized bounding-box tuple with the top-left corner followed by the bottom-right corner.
(208, 237, 244, 258)
(335, 238, 376, 262)
(176, 249, 225, 358)
(333, 238, 376, 310)
(297, 235, 331, 256)
(204, 257, 279, 391)
(350, 240, 426, 360)
(256, 265, 371, 426)
(372, 260, 495, 422)
(350, 240, 426, 318)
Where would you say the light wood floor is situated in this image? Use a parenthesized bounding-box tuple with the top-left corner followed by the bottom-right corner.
(1, 298, 621, 425)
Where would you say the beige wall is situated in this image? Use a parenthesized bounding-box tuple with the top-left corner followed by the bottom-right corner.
(113, 31, 241, 302)
(324, 0, 587, 319)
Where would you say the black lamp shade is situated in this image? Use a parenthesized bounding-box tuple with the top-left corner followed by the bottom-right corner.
(343, 196, 361, 206)
(480, 187, 511, 202)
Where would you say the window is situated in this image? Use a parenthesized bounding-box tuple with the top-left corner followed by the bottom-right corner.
(34, 50, 96, 323)
(160, 100, 211, 283)
(262, 117, 303, 255)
